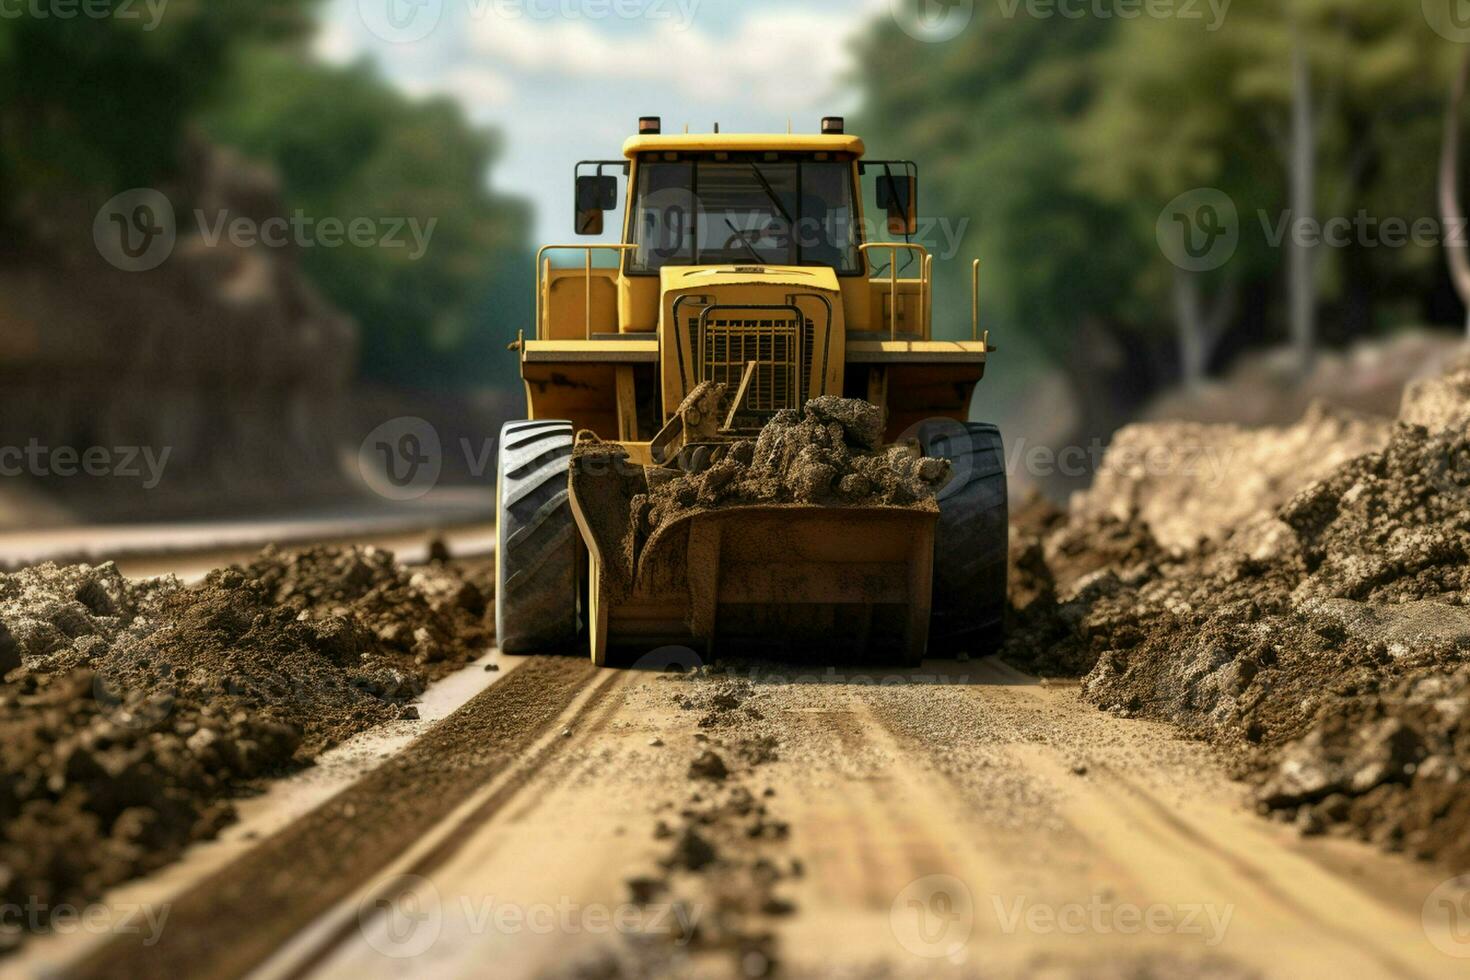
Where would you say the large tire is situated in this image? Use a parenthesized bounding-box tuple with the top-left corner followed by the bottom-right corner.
(495, 420, 580, 653)
(916, 421, 1009, 655)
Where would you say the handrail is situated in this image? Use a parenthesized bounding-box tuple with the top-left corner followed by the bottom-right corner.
(971, 259, 980, 342)
(923, 253, 934, 337)
(859, 242, 930, 341)
(534, 244, 638, 340)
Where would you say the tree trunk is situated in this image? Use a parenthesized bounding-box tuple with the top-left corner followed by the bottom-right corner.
(1287, 24, 1319, 370)
(1173, 268, 1237, 390)
(1440, 45, 1470, 337)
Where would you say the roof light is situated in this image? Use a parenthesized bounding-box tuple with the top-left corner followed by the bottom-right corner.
(821, 116, 845, 135)
(639, 116, 662, 135)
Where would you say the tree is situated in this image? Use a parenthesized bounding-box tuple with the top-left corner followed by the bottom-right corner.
(855, 7, 1157, 422)
(1441, 46, 1470, 335)
(203, 49, 531, 389)
(1081, 0, 1448, 377)
(0, 0, 317, 222)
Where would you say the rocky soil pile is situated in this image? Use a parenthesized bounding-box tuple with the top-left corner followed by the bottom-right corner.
(1073, 402, 1391, 550)
(0, 546, 492, 950)
(634, 395, 948, 537)
(1008, 351, 1470, 867)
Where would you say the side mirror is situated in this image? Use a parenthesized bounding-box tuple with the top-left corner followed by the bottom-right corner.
(575, 174, 618, 236)
(876, 174, 918, 236)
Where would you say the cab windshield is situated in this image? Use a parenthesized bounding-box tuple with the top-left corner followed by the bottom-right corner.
(626, 156, 861, 275)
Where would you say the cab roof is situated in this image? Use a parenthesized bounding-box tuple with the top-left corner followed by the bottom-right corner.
(622, 133, 866, 158)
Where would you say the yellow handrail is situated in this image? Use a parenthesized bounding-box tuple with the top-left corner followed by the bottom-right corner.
(534, 244, 638, 340)
(971, 259, 980, 342)
(923, 253, 934, 337)
(859, 242, 930, 340)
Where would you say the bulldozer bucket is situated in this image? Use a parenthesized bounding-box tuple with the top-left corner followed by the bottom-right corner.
(569, 462, 938, 666)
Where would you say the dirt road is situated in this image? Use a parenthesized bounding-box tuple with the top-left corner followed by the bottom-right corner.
(42, 653, 1461, 980)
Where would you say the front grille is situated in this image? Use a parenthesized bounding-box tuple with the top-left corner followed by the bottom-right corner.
(698, 309, 805, 415)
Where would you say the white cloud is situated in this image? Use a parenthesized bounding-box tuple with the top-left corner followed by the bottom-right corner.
(440, 65, 517, 106)
(313, 0, 887, 241)
(313, 14, 359, 65)
(465, 6, 868, 111)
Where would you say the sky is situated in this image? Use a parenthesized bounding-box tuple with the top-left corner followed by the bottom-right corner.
(316, 0, 891, 244)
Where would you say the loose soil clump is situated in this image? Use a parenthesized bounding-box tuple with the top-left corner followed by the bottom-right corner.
(0, 546, 492, 951)
(608, 667, 796, 979)
(1008, 354, 1470, 867)
(635, 396, 948, 539)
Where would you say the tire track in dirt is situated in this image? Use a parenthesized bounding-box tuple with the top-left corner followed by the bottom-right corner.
(67, 656, 600, 980)
(855, 662, 1450, 978)
(275, 666, 628, 980)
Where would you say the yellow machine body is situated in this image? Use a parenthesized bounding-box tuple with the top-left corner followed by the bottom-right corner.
(510, 126, 993, 663)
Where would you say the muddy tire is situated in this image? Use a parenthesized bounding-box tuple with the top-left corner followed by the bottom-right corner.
(917, 421, 1008, 655)
(495, 420, 580, 653)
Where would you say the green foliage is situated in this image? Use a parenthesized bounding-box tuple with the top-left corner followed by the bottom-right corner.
(203, 48, 531, 388)
(0, 0, 316, 202)
(856, 8, 1150, 381)
(858, 0, 1463, 389)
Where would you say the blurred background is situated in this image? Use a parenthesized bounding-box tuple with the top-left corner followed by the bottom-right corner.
(3, 0, 1469, 544)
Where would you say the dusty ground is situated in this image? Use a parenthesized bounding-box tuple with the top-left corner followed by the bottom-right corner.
(1009, 351, 1470, 869)
(0, 543, 493, 952)
(4, 361, 1470, 977)
(48, 656, 1462, 980)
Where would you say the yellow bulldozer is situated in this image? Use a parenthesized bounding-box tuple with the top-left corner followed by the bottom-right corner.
(496, 117, 1006, 666)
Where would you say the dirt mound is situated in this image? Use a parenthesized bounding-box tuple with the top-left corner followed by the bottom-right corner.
(1142, 330, 1467, 428)
(1011, 356, 1470, 866)
(1073, 401, 1391, 551)
(635, 397, 947, 537)
(1399, 349, 1470, 434)
(0, 548, 492, 951)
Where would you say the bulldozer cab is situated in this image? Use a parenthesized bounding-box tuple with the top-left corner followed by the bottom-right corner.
(525, 119, 987, 447)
